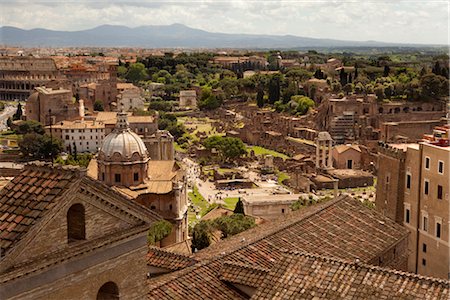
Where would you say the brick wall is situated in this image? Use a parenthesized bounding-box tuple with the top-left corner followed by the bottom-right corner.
(9, 246, 148, 300)
(12, 195, 133, 266)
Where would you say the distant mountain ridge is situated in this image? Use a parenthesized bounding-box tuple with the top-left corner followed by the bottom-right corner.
(0, 24, 440, 48)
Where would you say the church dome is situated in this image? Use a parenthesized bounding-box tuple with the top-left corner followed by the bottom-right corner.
(99, 112, 149, 162)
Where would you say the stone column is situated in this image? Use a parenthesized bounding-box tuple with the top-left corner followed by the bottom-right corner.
(327, 140, 333, 168)
(322, 141, 326, 168)
(315, 140, 320, 168)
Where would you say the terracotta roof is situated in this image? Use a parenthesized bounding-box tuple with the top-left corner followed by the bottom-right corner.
(162, 239, 192, 255)
(117, 83, 138, 90)
(334, 144, 362, 154)
(219, 261, 269, 288)
(201, 206, 234, 221)
(48, 120, 105, 130)
(0, 163, 82, 255)
(148, 260, 246, 300)
(128, 115, 155, 123)
(251, 251, 450, 299)
(147, 247, 196, 271)
(147, 160, 178, 182)
(146, 196, 413, 299)
(195, 195, 408, 265)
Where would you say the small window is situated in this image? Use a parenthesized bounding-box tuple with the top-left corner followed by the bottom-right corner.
(436, 222, 441, 239)
(425, 157, 430, 169)
(406, 174, 411, 189)
(282, 208, 285, 214)
(102, 172, 105, 181)
(423, 216, 428, 232)
(169, 204, 173, 211)
(405, 208, 410, 223)
(438, 161, 444, 174)
(437, 185, 443, 200)
(424, 180, 429, 195)
(133, 172, 139, 181)
(115, 174, 121, 183)
(67, 204, 86, 242)
(423, 243, 427, 253)
(422, 259, 426, 266)
(386, 175, 390, 184)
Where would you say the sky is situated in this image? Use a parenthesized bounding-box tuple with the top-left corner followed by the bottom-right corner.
(0, 0, 449, 45)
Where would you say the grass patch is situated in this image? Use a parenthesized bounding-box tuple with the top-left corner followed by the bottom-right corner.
(217, 168, 238, 175)
(174, 142, 188, 153)
(188, 185, 209, 224)
(247, 145, 289, 160)
(223, 197, 239, 210)
(277, 172, 290, 185)
(178, 116, 222, 136)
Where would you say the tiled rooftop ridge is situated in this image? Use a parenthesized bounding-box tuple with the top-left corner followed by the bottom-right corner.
(277, 250, 449, 286)
(0, 163, 82, 255)
(147, 247, 196, 271)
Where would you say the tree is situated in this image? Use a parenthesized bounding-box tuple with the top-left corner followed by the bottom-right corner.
(374, 84, 385, 100)
(220, 137, 247, 161)
(290, 95, 315, 115)
(383, 65, 391, 77)
(419, 74, 448, 100)
(73, 141, 78, 160)
(6, 117, 12, 128)
(94, 100, 104, 111)
(213, 214, 255, 239)
(198, 87, 221, 110)
(191, 214, 256, 251)
(19, 133, 63, 159)
(203, 135, 223, 151)
(16, 120, 45, 135)
(125, 62, 148, 84)
(191, 220, 213, 252)
(267, 75, 281, 104)
(285, 68, 312, 83)
(432, 61, 441, 76)
(343, 83, 354, 95)
(117, 65, 128, 78)
(147, 220, 172, 245)
(256, 88, 264, 108)
(203, 136, 246, 162)
(13, 103, 23, 120)
(55, 153, 93, 168)
(234, 198, 245, 214)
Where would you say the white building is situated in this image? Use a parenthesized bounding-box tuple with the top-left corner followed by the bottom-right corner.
(47, 120, 106, 153)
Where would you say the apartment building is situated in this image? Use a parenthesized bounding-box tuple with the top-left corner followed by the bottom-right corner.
(376, 125, 449, 279)
(48, 120, 105, 153)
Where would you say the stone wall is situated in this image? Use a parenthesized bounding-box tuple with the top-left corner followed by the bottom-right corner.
(375, 143, 406, 224)
(11, 193, 133, 267)
(8, 246, 148, 300)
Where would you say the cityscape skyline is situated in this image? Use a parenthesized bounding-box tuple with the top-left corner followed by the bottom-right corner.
(1, 0, 449, 45)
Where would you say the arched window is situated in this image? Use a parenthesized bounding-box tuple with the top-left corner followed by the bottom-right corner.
(97, 282, 119, 300)
(67, 203, 86, 242)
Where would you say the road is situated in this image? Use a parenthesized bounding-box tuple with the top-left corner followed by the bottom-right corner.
(0, 105, 17, 131)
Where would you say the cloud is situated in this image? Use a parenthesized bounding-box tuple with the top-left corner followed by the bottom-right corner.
(0, 0, 448, 44)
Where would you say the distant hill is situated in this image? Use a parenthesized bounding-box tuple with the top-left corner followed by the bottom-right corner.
(0, 24, 440, 48)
